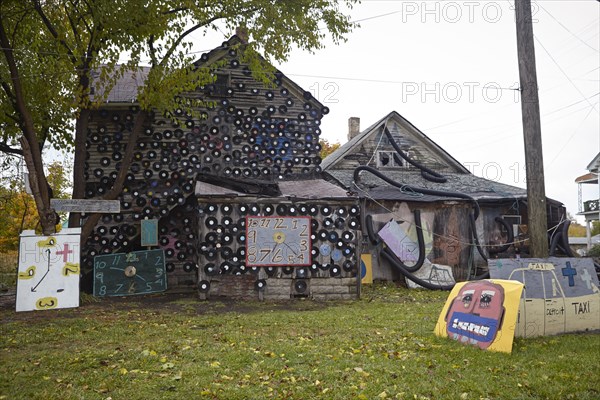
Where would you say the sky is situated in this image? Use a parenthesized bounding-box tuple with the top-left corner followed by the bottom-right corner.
(178, 1, 598, 223)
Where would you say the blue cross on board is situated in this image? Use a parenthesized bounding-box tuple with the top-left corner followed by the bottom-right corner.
(561, 261, 577, 287)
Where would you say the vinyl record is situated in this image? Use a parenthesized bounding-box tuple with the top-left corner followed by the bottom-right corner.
(255, 279, 267, 291)
(318, 229, 328, 241)
(263, 204, 274, 216)
(276, 204, 288, 215)
(205, 217, 218, 228)
(220, 246, 233, 259)
(204, 247, 219, 261)
(331, 249, 343, 262)
(342, 231, 354, 243)
(327, 231, 339, 243)
(220, 262, 232, 274)
(296, 268, 308, 279)
(294, 280, 308, 293)
(183, 262, 197, 273)
(348, 218, 360, 229)
(329, 265, 341, 277)
(336, 207, 347, 217)
(320, 206, 332, 216)
(334, 218, 346, 230)
(319, 244, 331, 256)
(342, 260, 354, 272)
(311, 246, 320, 257)
(198, 280, 211, 293)
(282, 266, 294, 275)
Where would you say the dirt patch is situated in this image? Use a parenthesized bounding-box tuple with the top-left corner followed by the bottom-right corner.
(0, 289, 333, 324)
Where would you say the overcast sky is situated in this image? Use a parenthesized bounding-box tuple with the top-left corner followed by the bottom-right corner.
(195, 0, 599, 223)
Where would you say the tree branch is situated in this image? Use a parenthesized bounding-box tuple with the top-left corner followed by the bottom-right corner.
(0, 142, 23, 156)
(63, 0, 82, 47)
(32, 0, 77, 65)
(159, 15, 225, 67)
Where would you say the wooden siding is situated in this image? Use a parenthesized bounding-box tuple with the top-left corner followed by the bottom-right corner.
(81, 40, 348, 295)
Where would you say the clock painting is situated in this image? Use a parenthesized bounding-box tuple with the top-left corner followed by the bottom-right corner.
(16, 228, 81, 312)
(246, 216, 311, 267)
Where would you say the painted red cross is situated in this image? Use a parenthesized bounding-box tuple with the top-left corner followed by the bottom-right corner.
(56, 243, 73, 262)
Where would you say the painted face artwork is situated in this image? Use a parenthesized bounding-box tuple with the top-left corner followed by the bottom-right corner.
(445, 281, 505, 349)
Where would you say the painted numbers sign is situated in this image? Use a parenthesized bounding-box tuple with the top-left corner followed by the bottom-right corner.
(16, 228, 81, 312)
(246, 216, 311, 266)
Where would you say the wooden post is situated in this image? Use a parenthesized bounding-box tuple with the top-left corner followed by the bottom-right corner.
(515, 0, 549, 257)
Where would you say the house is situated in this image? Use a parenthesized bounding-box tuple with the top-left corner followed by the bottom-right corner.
(575, 152, 600, 251)
(569, 235, 600, 256)
(322, 112, 566, 285)
(82, 35, 360, 300)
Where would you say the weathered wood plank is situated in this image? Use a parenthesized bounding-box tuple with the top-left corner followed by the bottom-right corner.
(51, 199, 121, 213)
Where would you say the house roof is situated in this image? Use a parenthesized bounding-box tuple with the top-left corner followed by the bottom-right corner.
(320, 111, 469, 173)
(575, 172, 598, 184)
(321, 111, 552, 204)
(586, 152, 600, 173)
(326, 168, 530, 203)
(195, 178, 354, 200)
(91, 35, 324, 111)
(568, 234, 600, 246)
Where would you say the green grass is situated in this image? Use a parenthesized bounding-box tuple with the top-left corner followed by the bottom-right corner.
(0, 252, 17, 291)
(1, 285, 599, 400)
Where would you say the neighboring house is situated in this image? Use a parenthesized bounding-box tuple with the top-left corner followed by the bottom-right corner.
(82, 35, 360, 300)
(322, 111, 566, 284)
(569, 235, 600, 256)
(575, 152, 600, 251)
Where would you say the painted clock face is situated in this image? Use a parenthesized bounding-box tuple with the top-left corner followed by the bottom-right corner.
(245, 216, 311, 266)
(16, 229, 81, 312)
(93, 249, 167, 296)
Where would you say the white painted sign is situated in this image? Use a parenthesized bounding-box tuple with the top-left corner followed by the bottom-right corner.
(50, 199, 120, 213)
(16, 228, 81, 312)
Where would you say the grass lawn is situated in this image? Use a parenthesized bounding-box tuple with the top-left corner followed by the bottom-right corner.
(1, 285, 599, 400)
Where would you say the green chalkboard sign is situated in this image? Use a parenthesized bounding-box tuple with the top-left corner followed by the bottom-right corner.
(93, 249, 167, 296)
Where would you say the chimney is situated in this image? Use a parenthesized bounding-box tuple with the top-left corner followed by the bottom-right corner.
(348, 117, 360, 141)
(236, 26, 249, 43)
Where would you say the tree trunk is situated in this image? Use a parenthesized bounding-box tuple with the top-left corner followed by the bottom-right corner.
(79, 109, 150, 240)
(0, 20, 55, 235)
(69, 108, 91, 229)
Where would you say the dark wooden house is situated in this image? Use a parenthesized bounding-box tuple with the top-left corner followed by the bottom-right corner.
(82, 36, 360, 299)
(322, 111, 566, 285)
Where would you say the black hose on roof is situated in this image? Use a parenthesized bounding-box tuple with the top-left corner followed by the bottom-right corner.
(353, 165, 480, 220)
(383, 127, 447, 183)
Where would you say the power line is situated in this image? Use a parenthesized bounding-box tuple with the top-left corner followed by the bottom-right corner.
(534, 35, 599, 113)
(539, 3, 599, 53)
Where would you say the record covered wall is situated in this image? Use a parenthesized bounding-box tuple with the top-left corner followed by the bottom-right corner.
(81, 36, 361, 298)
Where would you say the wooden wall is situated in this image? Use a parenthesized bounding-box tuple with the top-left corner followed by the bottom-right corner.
(363, 200, 520, 283)
(82, 40, 345, 295)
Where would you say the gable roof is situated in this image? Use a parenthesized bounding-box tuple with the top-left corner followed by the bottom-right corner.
(586, 152, 600, 172)
(91, 35, 325, 111)
(322, 111, 565, 205)
(321, 111, 469, 173)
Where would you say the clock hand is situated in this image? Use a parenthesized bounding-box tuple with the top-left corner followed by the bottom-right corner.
(31, 249, 51, 292)
(283, 242, 298, 255)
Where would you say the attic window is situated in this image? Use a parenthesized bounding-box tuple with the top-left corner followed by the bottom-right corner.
(209, 72, 231, 97)
(376, 150, 405, 168)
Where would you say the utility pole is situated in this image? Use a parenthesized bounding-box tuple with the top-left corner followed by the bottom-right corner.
(515, 0, 549, 257)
